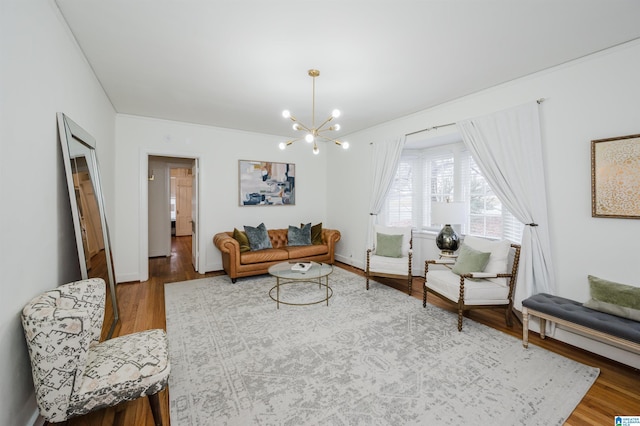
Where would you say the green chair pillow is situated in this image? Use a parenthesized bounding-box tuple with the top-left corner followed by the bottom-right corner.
(451, 244, 491, 276)
(375, 233, 403, 258)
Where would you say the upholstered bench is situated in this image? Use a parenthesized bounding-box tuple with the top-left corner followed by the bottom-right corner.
(522, 293, 640, 353)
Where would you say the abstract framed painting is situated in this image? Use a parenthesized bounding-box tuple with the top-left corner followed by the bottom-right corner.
(591, 133, 640, 218)
(238, 160, 295, 206)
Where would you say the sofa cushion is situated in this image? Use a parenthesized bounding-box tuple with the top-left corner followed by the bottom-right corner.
(288, 223, 312, 246)
(233, 228, 251, 253)
(240, 248, 289, 264)
(244, 223, 273, 251)
(285, 244, 328, 259)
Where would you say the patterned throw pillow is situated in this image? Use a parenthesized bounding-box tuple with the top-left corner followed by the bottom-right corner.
(232, 228, 251, 253)
(243, 223, 272, 251)
(288, 223, 312, 246)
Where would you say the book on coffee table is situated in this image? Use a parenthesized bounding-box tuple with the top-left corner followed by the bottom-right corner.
(291, 262, 312, 272)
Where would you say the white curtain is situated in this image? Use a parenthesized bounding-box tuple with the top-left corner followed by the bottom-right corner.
(456, 101, 555, 310)
(367, 136, 406, 248)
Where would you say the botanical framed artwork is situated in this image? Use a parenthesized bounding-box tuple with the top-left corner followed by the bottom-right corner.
(591, 134, 640, 218)
(238, 160, 295, 206)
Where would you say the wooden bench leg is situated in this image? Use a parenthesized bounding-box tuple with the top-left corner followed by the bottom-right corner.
(539, 317, 546, 339)
(522, 307, 529, 348)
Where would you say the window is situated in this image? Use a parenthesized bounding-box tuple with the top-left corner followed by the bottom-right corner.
(382, 140, 523, 243)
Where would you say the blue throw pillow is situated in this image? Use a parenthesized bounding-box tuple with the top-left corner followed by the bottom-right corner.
(288, 223, 312, 246)
(244, 223, 272, 251)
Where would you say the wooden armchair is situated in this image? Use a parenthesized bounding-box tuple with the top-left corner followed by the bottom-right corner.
(423, 236, 521, 331)
(366, 225, 413, 295)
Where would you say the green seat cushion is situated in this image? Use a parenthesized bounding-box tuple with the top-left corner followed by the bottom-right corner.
(451, 244, 491, 276)
(375, 232, 403, 258)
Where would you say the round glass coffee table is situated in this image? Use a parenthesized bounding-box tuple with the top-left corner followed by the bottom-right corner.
(268, 261, 334, 308)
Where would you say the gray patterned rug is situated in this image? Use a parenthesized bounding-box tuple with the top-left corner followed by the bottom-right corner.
(164, 267, 599, 425)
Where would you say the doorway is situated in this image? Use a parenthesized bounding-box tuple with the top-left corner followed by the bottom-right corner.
(148, 155, 199, 273)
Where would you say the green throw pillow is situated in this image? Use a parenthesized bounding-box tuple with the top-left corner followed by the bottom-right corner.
(288, 223, 312, 246)
(311, 222, 323, 245)
(451, 244, 491, 276)
(583, 275, 640, 321)
(376, 233, 403, 258)
(301, 222, 323, 245)
(232, 228, 251, 253)
(243, 223, 272, 251)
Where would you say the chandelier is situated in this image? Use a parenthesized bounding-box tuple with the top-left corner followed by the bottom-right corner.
(279, 69, 349, 155)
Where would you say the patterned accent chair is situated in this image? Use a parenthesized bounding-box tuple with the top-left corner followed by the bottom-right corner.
(21, 278, 170, 425)
(366, 225, 413, 295)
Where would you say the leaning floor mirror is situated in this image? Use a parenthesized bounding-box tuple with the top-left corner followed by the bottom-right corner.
(57, 112, 119, 339)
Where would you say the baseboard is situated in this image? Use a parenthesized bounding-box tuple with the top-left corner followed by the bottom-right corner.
(335, 254, 364, 270)
(205, 261, 222, 273)
(116, 272, 140, 283)
(27, 410, 44, 426)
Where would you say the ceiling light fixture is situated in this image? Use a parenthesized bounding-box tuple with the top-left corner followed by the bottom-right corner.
(279, 69, 349, 155)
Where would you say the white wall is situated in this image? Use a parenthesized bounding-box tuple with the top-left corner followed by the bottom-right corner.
(114, 115, 332, 282)
(327, 40, 640, 367)
(0, 1, 116, 425)
(148, 157, 171, 257)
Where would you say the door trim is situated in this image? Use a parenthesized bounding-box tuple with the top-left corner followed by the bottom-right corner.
(140, 150, 203, 281)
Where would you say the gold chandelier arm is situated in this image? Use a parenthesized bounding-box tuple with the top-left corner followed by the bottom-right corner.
(288, 115, 313, 133)
(315, 114, 335, 133)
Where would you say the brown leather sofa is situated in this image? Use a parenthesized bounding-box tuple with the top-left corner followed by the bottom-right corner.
(213, 228, 341, 282)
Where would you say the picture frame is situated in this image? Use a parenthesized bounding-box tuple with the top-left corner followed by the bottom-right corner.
(238, 160, 295, 206)
(591, 133, 640, 218)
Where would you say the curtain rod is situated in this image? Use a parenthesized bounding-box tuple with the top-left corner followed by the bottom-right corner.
(405, 98, 546, 137)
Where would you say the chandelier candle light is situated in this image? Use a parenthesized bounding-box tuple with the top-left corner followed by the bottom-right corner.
(279, 69, 349, 155)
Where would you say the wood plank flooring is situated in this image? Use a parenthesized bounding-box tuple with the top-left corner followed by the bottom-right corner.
(56, 235, 639, 426)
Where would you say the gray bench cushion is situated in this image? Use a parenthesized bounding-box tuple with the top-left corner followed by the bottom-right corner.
(523, 293, 640, 344)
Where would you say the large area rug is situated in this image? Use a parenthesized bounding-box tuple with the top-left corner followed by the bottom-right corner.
(164, 267, 599, 425)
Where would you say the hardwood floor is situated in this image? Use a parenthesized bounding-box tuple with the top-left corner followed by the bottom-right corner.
(58, 235, 639, 426)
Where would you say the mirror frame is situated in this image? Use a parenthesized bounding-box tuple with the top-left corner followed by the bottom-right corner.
(57, 112, 119, 339)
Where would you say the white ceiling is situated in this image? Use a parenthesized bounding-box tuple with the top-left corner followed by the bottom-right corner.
(55, 0, 640, 141)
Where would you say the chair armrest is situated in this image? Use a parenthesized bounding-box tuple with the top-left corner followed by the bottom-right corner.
(427, 259, 456, 265)
(460, 272, 512, 279)
(467, 272, 497, 278)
